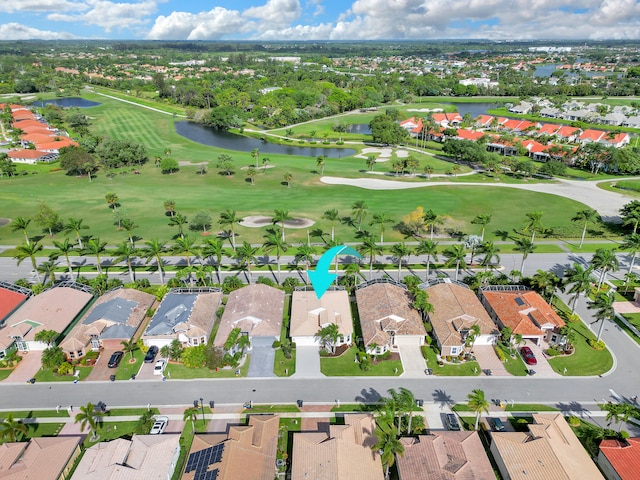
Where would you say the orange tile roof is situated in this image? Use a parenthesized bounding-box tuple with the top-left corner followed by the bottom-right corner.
(503, 119, 524, 130)
(556, 126, 581, 138)
(35, 138, 78, 151)
(475, 114, 494, 126)
(0, 286, 28, 321)
(21, 133, 55, 144)
(538, 123, 560, 135)
(480, 288, 564, 336)
(599, 438, 640, 479)
(0, 437, 82, 480)
(579, 129, 605, 142)
(455, 129, 484, 141)
(7, 149, 53, 160)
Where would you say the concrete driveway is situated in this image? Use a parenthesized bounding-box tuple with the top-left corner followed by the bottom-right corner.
(293, 346, 322, 378)
(521, 341, 560, 378)
(398, 344, 427, 377)
(86, 347, 122, 381)
(5, 350, 43, 383)
(473, 345, 510, 376)
(247, 337, 276, 378)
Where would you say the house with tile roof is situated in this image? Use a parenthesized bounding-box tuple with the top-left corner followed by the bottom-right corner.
(490, 414, 604, 480)
(214, 284, 283, 354)
(474, 114, 495, 128)
(555, 125, 582, 141)
(0, 436, 83, 480)
(290, 287, 353, 350)
(423, 280, 499, 357)
(454, 129, 485, 142)
(355, 279, 426, 355)
(3, 282, 94, 353)
(598, 437, 640, 480)
(538, 123, 561, 135)
(479, 286, 565, 346)
(72, 435, 180, 480)
(142, 287, 221, 349)
(291, 413, 383, 480)
(432, 112, 462, 127)
(7, 149, 58, 164)
(396, 431, 494, 480)
(59, 288, 155, 361)
(182, 414, 279, 480)
(601, 132, 631, 148)
(0, 282, 33, 358)
(579, 128, 606, 144)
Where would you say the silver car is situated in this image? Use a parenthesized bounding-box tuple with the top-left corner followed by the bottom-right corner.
(150, 416, 168, 435)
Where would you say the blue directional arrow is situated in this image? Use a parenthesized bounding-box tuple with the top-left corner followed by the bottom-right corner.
(309, 245, 361, 299)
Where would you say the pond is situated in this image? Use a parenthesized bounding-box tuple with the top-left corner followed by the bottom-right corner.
(33, 97, 101, 108)
(175, 121, 356, 158)
(448, 102, 500, 118)
(345, 123, 372, 134)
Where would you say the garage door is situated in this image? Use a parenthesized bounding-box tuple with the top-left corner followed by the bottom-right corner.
(293, 336, 318, 347)
(394, 335, 424, 347)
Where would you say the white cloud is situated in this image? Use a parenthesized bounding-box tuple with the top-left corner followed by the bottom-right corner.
(48, 0, 158, 32)
(0, 22, 76, 39)
(147, 7, 249, 40)
(244, 0, 302, 27)
(0, 0, 85, 13)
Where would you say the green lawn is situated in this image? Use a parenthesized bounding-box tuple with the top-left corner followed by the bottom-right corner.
(0, 409, 69, 419)
(330, 403, 376, 412)
(115, 348, 145, 380)
(548, 319, 613, 376)
(620, 313, 640, 342)
(25, 422, 65, 438)
(0, 92, 604, 249)
(165, 358, 250, 378)
(422, 345, 481, 376)
(0, 369, 14, 381)
(563, 241, 622, 253)
(244, 404, 300, 413)
(274, 348, 295, 377)
(33, 366, 93, 382)
(494, 343, 529, 376)
(505, 404, 559, 412)
(320, 346, 403, 376)
(105, 407, 160, 416)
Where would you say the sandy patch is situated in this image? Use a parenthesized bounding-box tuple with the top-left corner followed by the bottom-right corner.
(178, 161, 207, 166)
(0, 218, 10, 228)
(240, 215, 315, 229)
(396, 150, 409, 158)
(406, 108, 444, 112)
(240, 165, 276, 171)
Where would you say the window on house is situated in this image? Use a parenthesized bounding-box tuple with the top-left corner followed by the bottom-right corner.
(69, 352, 75, 359)
(201, 337, 205, 344)
(77, 350, 83, 357)
(451, 346, 459, 355)
(192, 338, 199, 346)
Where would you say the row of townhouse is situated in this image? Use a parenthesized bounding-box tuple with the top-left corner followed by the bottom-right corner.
(1, 103, 77, 164)
(512, 99, 640, 128)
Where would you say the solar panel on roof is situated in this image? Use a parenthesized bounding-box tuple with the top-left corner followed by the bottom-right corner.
(515, 297, 525, 306)
(188, 444, 225, 480)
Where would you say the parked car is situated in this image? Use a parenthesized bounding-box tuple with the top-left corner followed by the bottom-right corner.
(490, 418, 506, 431)
(144, 346, 159, 363)
(107, 351, 124, 368)
(445, 413, 461, 431)
(150, 416, 168, 435)
(520, 346, 537, 365)
(153, 358, 166, 375)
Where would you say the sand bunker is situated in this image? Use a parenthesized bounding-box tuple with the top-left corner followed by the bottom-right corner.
(0, 218, 10, 228)
(406, 108, 444, 112)
(178, 161, 208, 166)
(240, 165, 276, 171)
(355, 147, 409, 162)
(240, 215, 315, 229)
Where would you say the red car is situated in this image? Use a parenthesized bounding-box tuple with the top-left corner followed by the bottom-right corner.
(520, 346, 537, 365)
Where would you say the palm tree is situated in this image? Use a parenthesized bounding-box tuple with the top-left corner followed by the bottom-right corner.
(121, 339, 137, 361)
(174, 236, 200, 286)
(479, 241, 500, 271)
(202, 237, 227, 284)
(621, 233, 640, 284)
(63, 217, 89, 249)
(272, 209, 292, 241)
(75, 402, 105, 441)
(523, 210, 544, 244)
(374, 422, 404, 480)
(465, 324, 481, 353)
(351, 200, 368, 231)
(572, 209, 599, 248)
(120, 218, 139, 246)
(294, 244, 316, 284)
(235, 241, 258, 284)
(184, 406, 200, 432)
(168, 213, 188, 239)
(85, 237, 107, 275)
(315, 323, 340, 354)
(51, 238, 77, 279)
(366, 155, 376, 171)
(358, 236, 383, 280)
(113, 241, 138, 284)
(416, 240, 438, 281)
(105, 192, 119, 209)
(38, 259, 57, 284)
(14, 241, 43, 283)
(471, 214, 492, 241)
(219, 209, 243, 251)
(164, 200, 176, 217)
(530, 269, 561, 303)
(316, 155, 326, 175)
(588, 291, 615, 342)
(283, 171, 292, 188)
(423, 209, 442, 240)
(263, 230, 289, 284)
(514, 237, 535, 273)
(10, 217, 31, 245)
(0, 414, 28, 443)
(251, 147, 260, 168)
(564, 263, 594, 313)
(143, 238, 166, 285)
(591, 248, 619, 288)
(443, 244, 467, 281)
(413, 289, 433, 321)
(467, 389, 489, 430)
(370, 213, 393, 244)
(390, 242, 412, 281)
(322, 209, 339, 242)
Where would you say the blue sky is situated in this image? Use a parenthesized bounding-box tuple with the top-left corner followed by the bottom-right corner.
(0, 0, 639, 41)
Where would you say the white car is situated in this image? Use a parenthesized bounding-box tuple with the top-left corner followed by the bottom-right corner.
(150, 416, 168, 435)
(153, 358, 166, 375)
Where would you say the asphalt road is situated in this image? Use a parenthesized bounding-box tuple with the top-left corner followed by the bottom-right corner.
(1, 250, 638, 410)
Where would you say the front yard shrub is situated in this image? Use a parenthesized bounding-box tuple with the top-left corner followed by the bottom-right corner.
(588, 339, 606, 350)
(494, 345, 506, 361)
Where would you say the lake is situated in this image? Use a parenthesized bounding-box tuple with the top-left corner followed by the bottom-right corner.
(345, 123, 372, 134)
(33, 97, 101, 108)
(175, 121, 357, 158)
(448, 102, 500, 117)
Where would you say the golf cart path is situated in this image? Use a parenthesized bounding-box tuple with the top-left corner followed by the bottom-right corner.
(320, 176, 635, 222)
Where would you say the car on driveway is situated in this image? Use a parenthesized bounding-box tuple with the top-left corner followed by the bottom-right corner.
(153, 358, 166, 375)
(107, 351, 124, 368)
(144, 346, 159, 363)
(490, 418, 506, 431)
(520, 346, 537, 365)
(445, 413, 461, 431)
(150, 416, 168, 435)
